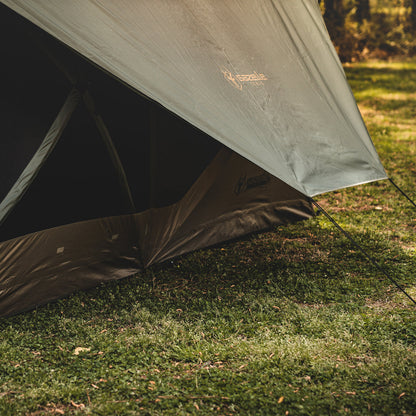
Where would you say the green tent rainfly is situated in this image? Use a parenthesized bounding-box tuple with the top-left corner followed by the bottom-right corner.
(0, 0, 387, 317)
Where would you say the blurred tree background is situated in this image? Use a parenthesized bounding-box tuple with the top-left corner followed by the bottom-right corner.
(320, 0, 416, 61)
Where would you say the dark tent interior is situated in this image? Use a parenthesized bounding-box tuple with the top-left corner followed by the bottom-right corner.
(0, 3, 316, 316)
(0, 4, 222, 242)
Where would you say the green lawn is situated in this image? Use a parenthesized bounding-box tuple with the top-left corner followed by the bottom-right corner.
(1, 61, 416, 415)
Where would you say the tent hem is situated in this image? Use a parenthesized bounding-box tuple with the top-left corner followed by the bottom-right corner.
(308, 174, 389, 197)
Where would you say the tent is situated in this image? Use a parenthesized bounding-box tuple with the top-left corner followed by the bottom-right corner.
(0, 1, 387, 317)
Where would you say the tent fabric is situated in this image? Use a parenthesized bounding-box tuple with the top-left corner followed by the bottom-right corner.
(0, 1, 388, 316)
(0, 214, 141, 317)
(0, 2, 315, 316)
(1, 0, 387, 197)
(0, 146, 312, 316)
(135, 148, 313, 266)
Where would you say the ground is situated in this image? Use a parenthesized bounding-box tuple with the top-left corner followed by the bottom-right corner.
(1, 60, 416, 415)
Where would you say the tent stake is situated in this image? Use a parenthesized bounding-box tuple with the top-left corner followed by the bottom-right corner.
(310, 198, 416, 307)
(389, 177, 416, 210)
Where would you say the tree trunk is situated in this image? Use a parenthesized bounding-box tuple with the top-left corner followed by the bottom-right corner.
(411, 0, 416, 32)
(324, 0, 345, 27)
(356, 0, 371, 24)
(323, 0, 353, 62)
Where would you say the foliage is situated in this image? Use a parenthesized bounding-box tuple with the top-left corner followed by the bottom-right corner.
(1, 61, 416, 415)
(322, 0, 416, 61)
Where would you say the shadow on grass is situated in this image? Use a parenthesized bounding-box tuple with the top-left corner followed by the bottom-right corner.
(1, 216, 416, 416)
(2, 60, 416, 416)
(345, 64, 416, 95)
(2, 216, 414, 328)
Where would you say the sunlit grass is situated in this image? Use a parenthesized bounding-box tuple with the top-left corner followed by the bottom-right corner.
(1, 61, 416, 415)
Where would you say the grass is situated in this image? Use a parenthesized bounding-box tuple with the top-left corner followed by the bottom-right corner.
(1, 61, 416, 415)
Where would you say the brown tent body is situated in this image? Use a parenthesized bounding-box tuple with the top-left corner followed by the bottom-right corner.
(0, 5, 313, 316)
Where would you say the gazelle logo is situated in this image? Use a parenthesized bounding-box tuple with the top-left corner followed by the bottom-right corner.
(222, 68, 268, 90)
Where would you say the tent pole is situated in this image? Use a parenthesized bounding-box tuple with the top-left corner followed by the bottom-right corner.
(388, 177, 416, 210)
(0, 89, 80, 227)
(82, 91, 136, 214)
(31, 34, 136, 214)
(310, 198, 416, 307)
(31, 34, 78, 85)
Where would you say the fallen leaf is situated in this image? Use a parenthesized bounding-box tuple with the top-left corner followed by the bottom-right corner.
(399, 392, 406, 399)
(74, 347, 91, 355)
(278, 396, 284, 404)
(71, 401, 85, 409)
